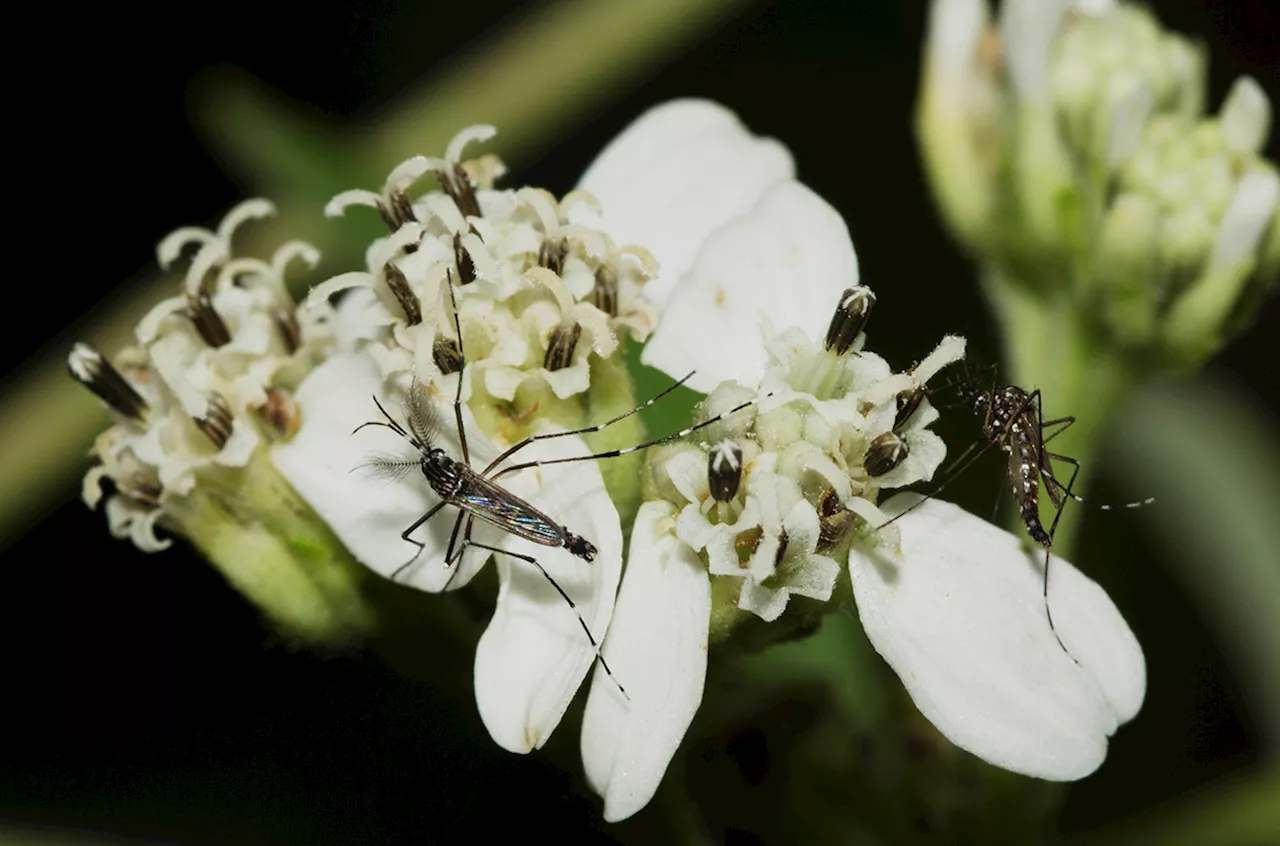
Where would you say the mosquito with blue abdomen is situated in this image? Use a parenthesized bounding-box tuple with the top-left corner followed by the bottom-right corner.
(355, 270, 768, 695)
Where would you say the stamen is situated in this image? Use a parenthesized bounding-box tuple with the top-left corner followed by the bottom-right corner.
(256, 388, 301, 439)
(273, 306, 302, 354)
(538, 237, 568, 275)
(707, 439, 744, 502)
(68, 343, 150, 424)
(443, 164, 481, 218)
(590, 264, 618, 317)
(454, 232, 476, 285)
(186, 285, 232, 348)
(823, 286, 876, 355)
(816, 488, 856, 551)
(544, 321, 582, 371)
(376, 189, 417, 231)
(865, 431, 909, 477)
(383, 262, 422, 326)
(194, 393, 235, 449)
(895, 387, 926, 430)
(735, 527, 763, 568)
(118, 474, 163, 507)
(433, 336, 463, 375)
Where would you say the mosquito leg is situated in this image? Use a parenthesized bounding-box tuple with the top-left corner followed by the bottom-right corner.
(1040, 416, 1076, 444)
(875, 437, 997, 531)
(1040, 453, 1081, 659)
(461, 538, 629, 700)
(441, 514, 475, 593)
(480, 371, 697, 476)
(391, 500, 450, 580)
(486, 392, 770, 483)
(442, 270, 471, 465)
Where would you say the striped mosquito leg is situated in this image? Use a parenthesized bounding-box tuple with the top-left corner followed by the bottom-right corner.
(1039, 415, 1076, 445)
(480, 371, 697, 476)
(443, 270, 470, 465)
(461, 538, 629, 700)
(391, 500, 451, 580)
(1040, 454, 1081, 660)
(1041, 456, 1157, 509)
(486, 392, 767, 483)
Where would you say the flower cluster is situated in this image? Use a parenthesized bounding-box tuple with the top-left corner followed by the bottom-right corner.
(569, 114, 1144, 820)
(70, 98, 1147, 827)
(919, 0, 1278, 365)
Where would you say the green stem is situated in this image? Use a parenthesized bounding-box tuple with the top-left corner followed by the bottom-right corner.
(982, 267, 1139, 559)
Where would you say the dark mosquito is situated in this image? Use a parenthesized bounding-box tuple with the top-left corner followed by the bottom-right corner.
(878, 363, 1154, 653)
(356, 272, 768, 695)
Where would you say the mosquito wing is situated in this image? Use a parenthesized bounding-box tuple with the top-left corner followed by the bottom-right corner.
(454, 471, 569, 548)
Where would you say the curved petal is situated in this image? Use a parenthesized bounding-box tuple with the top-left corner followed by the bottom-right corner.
(581, 501, 710, 823)
(642, 181, 859, 392)
(474, 430, 624, 754)
(272, 353, 494, 590)
(848, 494, 1145, 780)
(572, 99, 794, 307)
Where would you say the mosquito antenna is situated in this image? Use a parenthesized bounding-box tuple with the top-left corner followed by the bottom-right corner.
(481, 371, 698, 476)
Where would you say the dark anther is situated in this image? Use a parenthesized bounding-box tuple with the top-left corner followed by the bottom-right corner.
(257, 388, 300, 439)
(67, 343, 150, 424)
(433, 336, 463, 375)
(544, 321, 582, 371)
(376, 189, 418, 231)
(195, 393, 234, 449)
(774, 529, 790, 566)
(444, 164, 481, 219)
(538, 237, 568, 275)
(383, 262, 422, 326)
(816, 488, 856, 551)
(119, 474, 163, 507)
(273, 306, 302, 355)
(591, 264, 618, 316)
(895, 387, 926, 431)
(707, 440, 744, 502)
(865, 431, 909, 477)
(186, 285, 233, 348)
(823, 286, 876, 355)
(453, 232, 476, 285)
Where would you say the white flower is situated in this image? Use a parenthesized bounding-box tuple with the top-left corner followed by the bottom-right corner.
(71, 201, 331, 550)
(577, 132, 1145, 820)
(272, 105, 797, 756)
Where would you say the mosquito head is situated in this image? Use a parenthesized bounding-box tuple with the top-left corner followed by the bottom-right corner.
(566, 533, 597, 562)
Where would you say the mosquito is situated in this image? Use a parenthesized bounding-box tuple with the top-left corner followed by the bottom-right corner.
(878, 363, 1154, 652)
(356, 273, 766, 694)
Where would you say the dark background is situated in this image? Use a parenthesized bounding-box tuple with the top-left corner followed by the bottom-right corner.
(3, 1, 1278, 843)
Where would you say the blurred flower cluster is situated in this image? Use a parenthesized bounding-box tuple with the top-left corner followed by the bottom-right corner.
(919, 0, 1278, 370)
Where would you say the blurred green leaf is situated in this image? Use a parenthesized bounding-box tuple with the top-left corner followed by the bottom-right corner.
(1106, 376, 1280, 744)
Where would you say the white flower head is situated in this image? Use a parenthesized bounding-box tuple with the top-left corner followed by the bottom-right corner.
(71, 201, 330, 550)
(575, 105, 1145, 821)
(270, 104, 796, 758)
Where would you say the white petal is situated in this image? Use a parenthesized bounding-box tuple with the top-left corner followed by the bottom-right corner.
(325, 189, 383, 218)
(925, 0, 989, 92)
(1209, 170, 1280, 272)
(1220, 76, 1271, 155)
(581, 501, 710, 823)
(474, 430, 623, 753)
(912, 334, 968, 386)
(642, 181, 858, 393)
(999, 0, 1068, 103)
(272, 353, 494, 588)
(848, 494, 1145, 780)
(572, 99, 794, 307)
